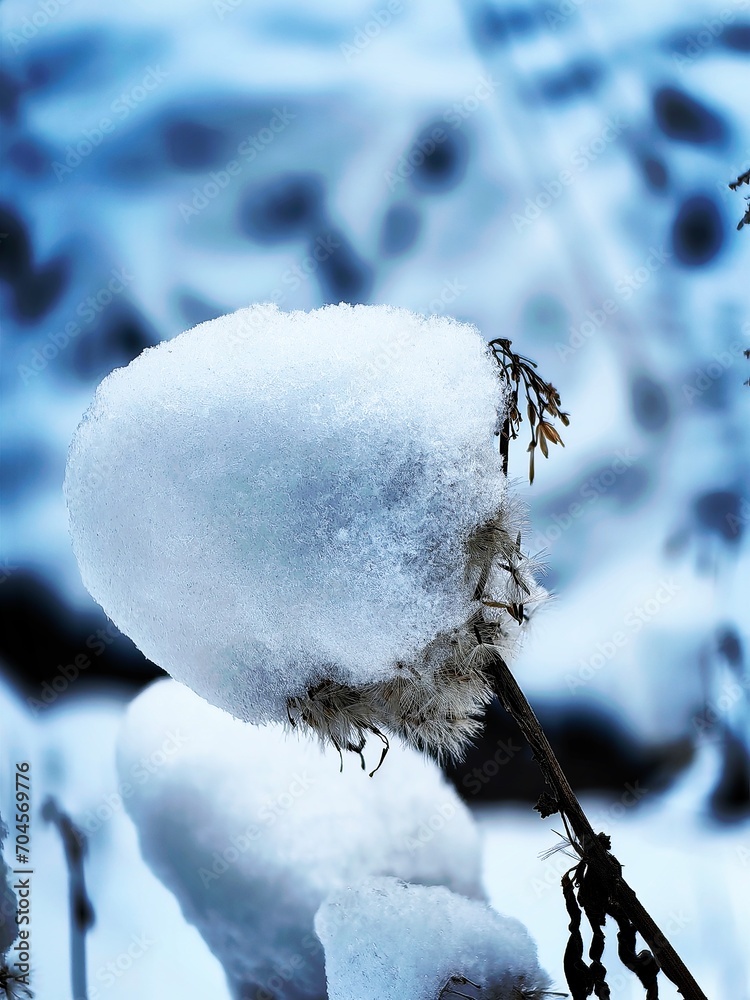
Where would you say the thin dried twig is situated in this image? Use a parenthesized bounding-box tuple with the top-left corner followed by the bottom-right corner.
(489, 654, 706, 1000)
(488, 338, 569, 483)
(482, 341, 707, 1000)
(729, 169, 750, 230)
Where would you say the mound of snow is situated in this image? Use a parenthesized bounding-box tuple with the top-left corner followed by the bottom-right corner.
(117, 679, 484, 998)
(315, 876, 551, 1000)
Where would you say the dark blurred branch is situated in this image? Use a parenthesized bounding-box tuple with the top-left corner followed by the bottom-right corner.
(41, 799, 94, 1000)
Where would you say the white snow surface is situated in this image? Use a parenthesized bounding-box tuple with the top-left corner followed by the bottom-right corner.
(315, 876, 551, 1000)
(116, 679, 485, 998)
(65, 302, 508, 725)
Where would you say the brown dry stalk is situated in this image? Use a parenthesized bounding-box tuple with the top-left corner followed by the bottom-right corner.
(488, 338, 569, 482)
(490, 342, 708, 1000)
(490, 654, 706, 1000)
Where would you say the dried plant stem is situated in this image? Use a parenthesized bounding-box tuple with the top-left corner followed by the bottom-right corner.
(489, 654, 707, 1000)
(488, 339, 707, 998)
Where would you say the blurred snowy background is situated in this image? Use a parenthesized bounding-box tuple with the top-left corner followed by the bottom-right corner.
(0, 0, 749, 996)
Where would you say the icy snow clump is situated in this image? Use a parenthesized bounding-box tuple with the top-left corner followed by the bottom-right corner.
(117, 679, 485, 998)
(315, 876, 552, 1000)
(66, 303, 542, 758)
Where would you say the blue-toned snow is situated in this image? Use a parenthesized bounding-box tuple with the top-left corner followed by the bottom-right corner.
(0, 0, 748, 995)
(1, 0, 748, 745)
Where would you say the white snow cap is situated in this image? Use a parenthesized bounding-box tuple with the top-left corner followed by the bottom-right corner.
(67, 303, 541, 759)
(315, 876, 552, 1000)
(117, 679, 484, 998)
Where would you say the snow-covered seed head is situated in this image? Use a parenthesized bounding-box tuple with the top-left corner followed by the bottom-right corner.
(65, 303, 545, 765)
(288, 503, 545, 765)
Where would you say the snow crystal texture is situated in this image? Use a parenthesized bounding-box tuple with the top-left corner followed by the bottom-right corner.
(65, 303, 509, 728)
(117, 679, 484, 998)
(315, 876, 552, 1000)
